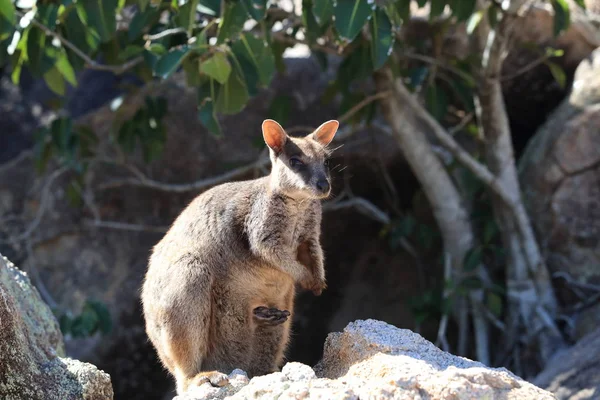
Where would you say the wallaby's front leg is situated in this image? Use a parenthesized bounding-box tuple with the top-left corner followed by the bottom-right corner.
(249, 223, 313, 284)
(296, 239, 326, 295)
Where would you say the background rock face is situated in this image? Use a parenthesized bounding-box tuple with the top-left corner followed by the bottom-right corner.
(175, 320, 557, 400)
(534, 325, 600, 400)
(519, 47, 600, 340)
(0, 254, 113, 400)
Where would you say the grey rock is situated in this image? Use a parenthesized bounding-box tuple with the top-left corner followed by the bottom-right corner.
(519, 47, 600, 341)
(175, 319, 555, 400)
(0, 254, 113, 400)
(533, 325, 600, 399)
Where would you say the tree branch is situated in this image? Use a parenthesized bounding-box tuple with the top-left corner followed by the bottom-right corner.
(97, 158, 269, 192)
(17, 10, 142, 75)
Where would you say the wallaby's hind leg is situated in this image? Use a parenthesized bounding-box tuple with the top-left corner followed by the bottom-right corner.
(144, 257, 227, 394)
(247, 287, 295, 377)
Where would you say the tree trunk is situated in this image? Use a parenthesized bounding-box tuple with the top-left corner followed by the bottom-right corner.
(375, 68, 490, 364)
(473, 1, 565, 368)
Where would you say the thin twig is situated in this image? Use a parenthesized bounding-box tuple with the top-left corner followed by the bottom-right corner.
(500, 54, 552, 82)
(337, 91, 391, 123)
(144, 27, 186, 41)
(84, 219, 168, 233)
(435, 252, 452, 352)
(17, 10, 142, 75)
(401, 52, 475, 84)
(0, 167, 69, 245)
(553, 271, 600, 293)
(96, 91, 389, 193)
(97, 158, 269, 192)
(323, 197, 390, 224)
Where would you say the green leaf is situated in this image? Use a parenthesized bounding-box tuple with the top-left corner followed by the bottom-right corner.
(395, 0, 410, 22)
(215, 68, 250, 114)
(0, 0, 15, 25)
(466, 10, 483, 34)
(546, 60, 566, 89)
(487, 4, 498, 28)
(425, 83, 448, 121)
(128, 6, 159, 40)
(232, 53, 261, 96)
(79, 0, 118, 42)
(551, 0, 570, 36)
(231, 33, 275, 87)
(460, 276, 483, 290)
(370, 8, 394, 70)
(118, 120, 137, 153)
(303, 0, 320, 44)
(483, 219, 498, 244)
(66, 178, 83, 207)
(178, 0, 199, 34)
(56, 51, 77, 86)
(217, 1, 248, 44)
(200, 52, 231, 84)
(242, 0, 266, 21)
(430, 0, 445, 19)
(396, 214, 416, 237)
(334, 0, 372, 41)
(86, 300, 112, 334)
(182, 56, 203, 86)
(198, 95, 222, 136)
(486, 292, 503, 317)
(337, 39, 372, 89)
(43, 66, 66, 96)
(62, 6, 100, 70)
(148, 43, 167, 56)
(59, 314, 73, 335)
(119, 45, 145, 61)
(313, 0, 333, 25)
(463, 247, 482, 272)
(153, 46, 190, 79)
(138, 0, 150, 12)
(198, 0, 220, 16)
(450, 0, 476, 22)
(572, 0, 586, 7)
(268, 94, 293, 127)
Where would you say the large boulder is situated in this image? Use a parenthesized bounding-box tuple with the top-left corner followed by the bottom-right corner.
(0, 253, 113, 399)
(175, 319, 555, 400)
(533, 326, 600, 399)
(519, 47, 600, 340)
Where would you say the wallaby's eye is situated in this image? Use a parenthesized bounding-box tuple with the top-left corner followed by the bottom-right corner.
(289, 157, 304, 168)
(324, 159, 330, 167)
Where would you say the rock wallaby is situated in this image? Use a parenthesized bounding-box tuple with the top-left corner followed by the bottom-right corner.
(141, 119, 339, 394)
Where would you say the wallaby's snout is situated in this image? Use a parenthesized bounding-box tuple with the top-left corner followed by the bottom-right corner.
(316, 179, 330, 194)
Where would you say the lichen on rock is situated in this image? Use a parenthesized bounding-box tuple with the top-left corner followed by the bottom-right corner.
(0, 253, 114, 400)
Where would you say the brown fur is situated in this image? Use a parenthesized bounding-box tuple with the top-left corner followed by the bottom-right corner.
(141, 119, 339, 394)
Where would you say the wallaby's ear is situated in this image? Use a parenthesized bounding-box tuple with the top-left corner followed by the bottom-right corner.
(262, 119, 288, 153)
(311, 120, 339, 146)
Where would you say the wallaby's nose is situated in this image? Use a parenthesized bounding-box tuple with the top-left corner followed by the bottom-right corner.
(316, 179, 330, 193)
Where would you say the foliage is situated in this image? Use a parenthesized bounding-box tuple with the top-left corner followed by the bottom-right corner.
(55, 298, 112, 338)
(0, 0, 574, 162)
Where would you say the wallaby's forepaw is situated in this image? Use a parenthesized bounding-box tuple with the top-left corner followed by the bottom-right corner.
(301, 279, 326, 296)
(189, 371, 229, 388)
(253, 306, 290, 325)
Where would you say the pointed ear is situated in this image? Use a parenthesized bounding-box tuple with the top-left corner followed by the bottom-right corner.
(311, 120, 339, 146)
(262, 119, 288, 153)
